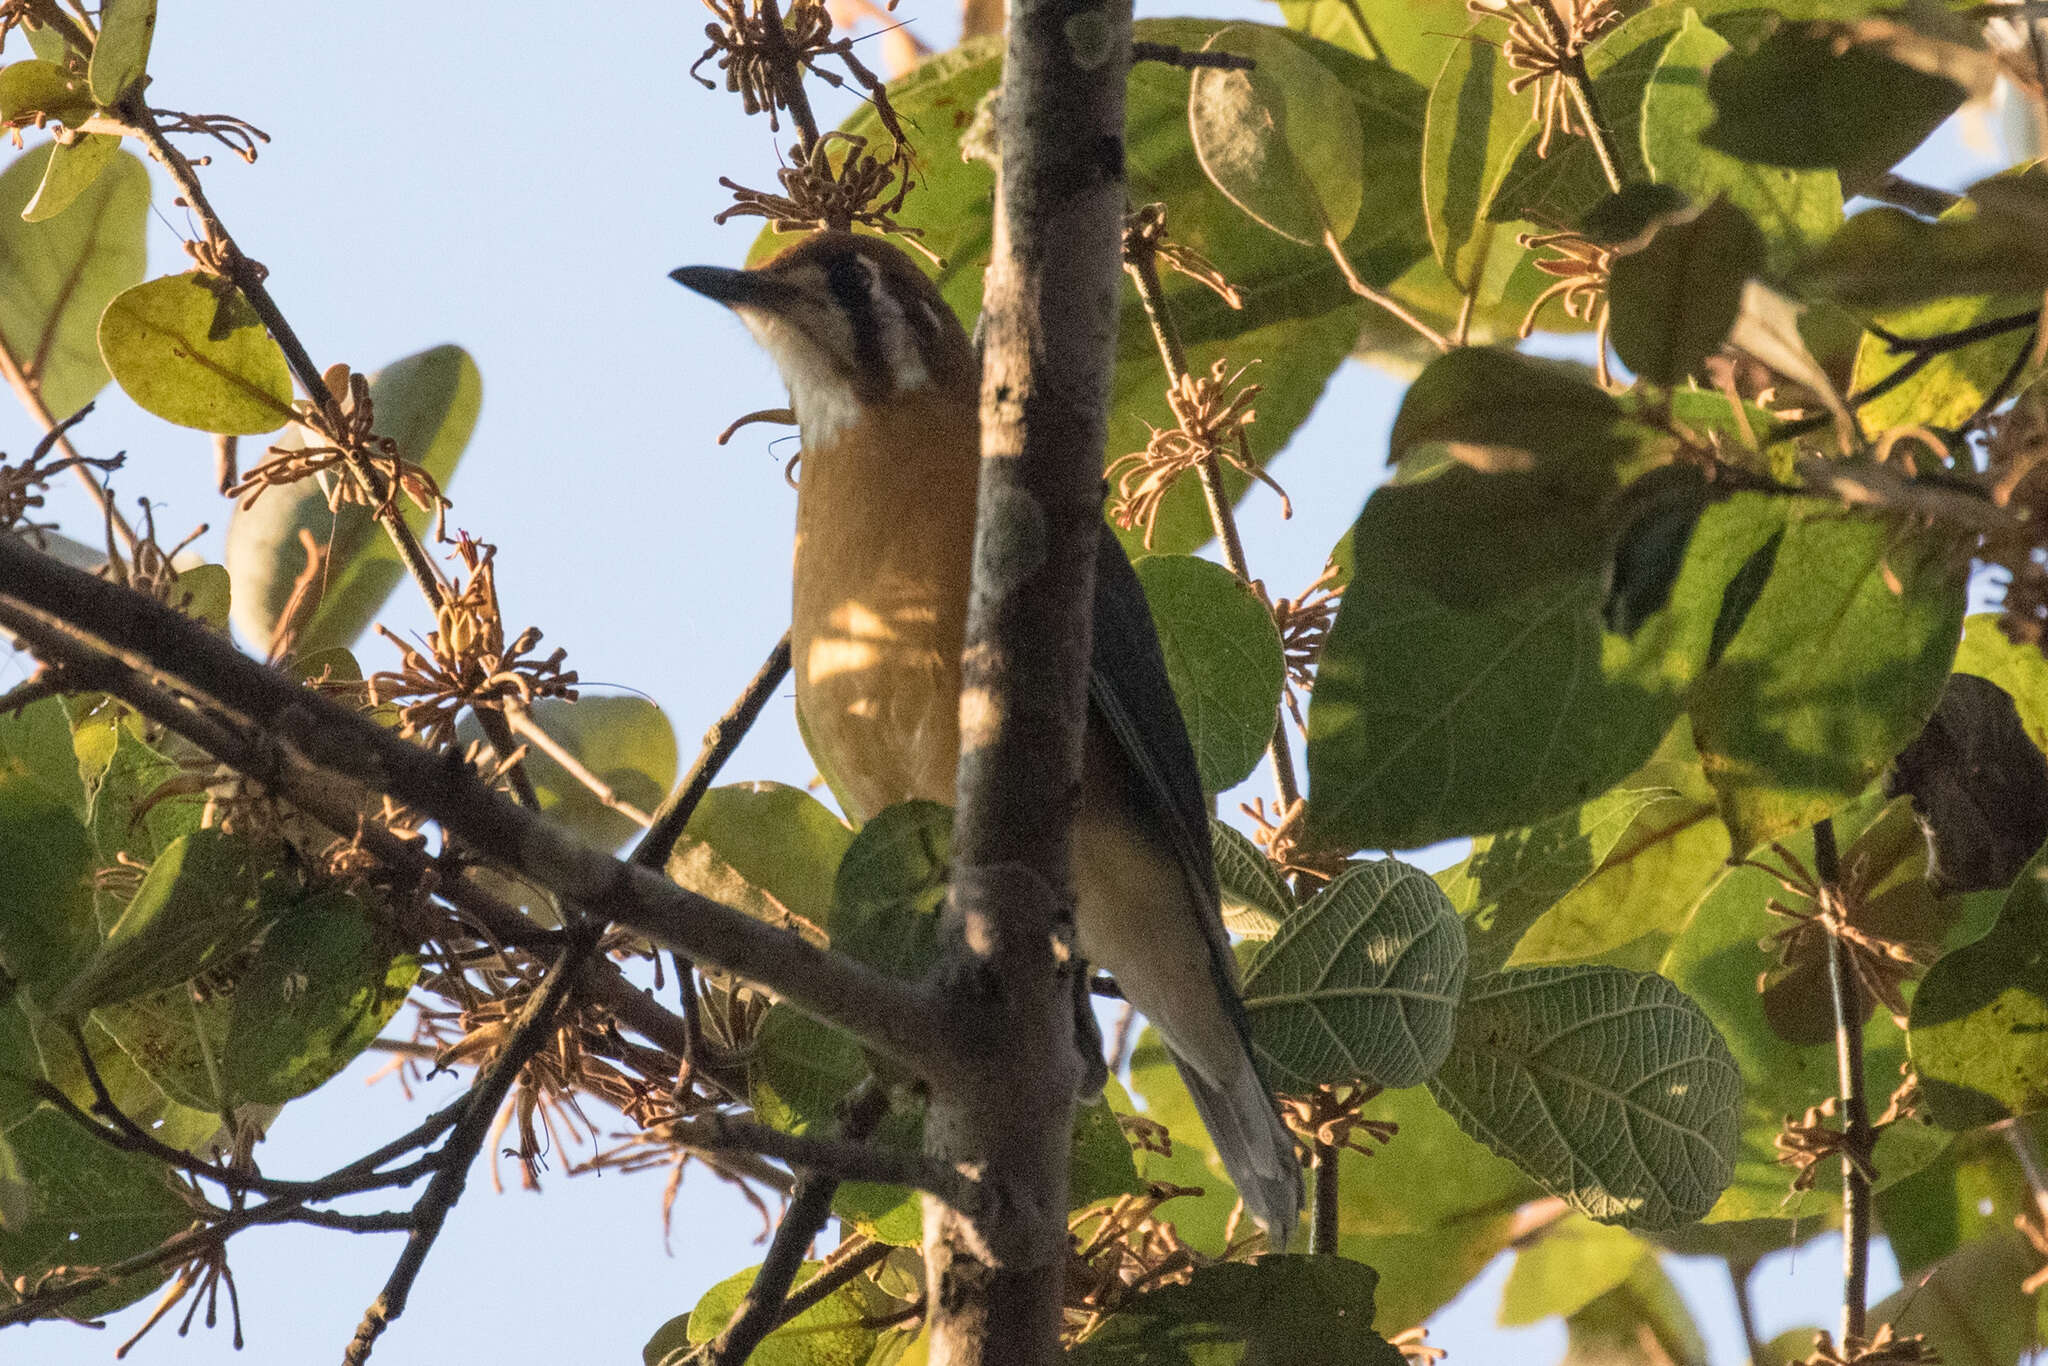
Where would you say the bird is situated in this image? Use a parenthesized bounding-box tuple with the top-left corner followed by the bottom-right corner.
(671, 229, 1303, 1247)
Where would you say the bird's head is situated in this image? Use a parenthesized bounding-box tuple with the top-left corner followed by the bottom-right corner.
(670, 231, 976, 447)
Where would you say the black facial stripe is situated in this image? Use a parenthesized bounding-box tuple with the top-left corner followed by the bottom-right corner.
(824, 251, 889, 391)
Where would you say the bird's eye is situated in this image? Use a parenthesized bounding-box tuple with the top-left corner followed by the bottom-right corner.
(825, 252, 878, 314)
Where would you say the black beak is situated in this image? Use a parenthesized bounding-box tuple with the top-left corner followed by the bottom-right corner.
(669, 264, 776, 308)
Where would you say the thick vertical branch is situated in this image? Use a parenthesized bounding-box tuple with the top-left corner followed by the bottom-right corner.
(1815, 818, 1871, 1343)
(921, 0, 1132, 1357)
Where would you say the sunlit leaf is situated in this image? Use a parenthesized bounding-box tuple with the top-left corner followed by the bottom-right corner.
(87, 0, 156, 104)
(457, 694, 677, 852)
(1498, 1215, 1646, 1326)
(1911, 848, 2048, 1128)
(97, 273, 296, 434)
(668, 781, 853, 935)
(21, 132, 119, 223)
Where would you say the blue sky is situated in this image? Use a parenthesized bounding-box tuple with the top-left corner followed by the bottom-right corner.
(3, 1, 2013, 1361)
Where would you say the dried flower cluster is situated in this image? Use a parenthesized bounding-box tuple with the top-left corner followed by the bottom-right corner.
(229, 366, 449, 540)
(1268, 559, 1343, 728)
(1798, 1323, 1939, 1366)
(1108, 359, 1288, 548)
(1518, 228, 1615, 384)
(367, 538, 578, 751)
(715, 131, 930, 258)
(1470, 0, 1622, 158)
(1278, 1082, 1397, 1158)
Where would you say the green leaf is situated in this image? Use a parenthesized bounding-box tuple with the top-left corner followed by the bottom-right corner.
(224, 343, 481, 653)
(21, 132, 119, 222)
(56, 828, 265, 1015)
(1498, 1215, 1647, 1326)
(456, 695, 676, 852)
(87, 0, 156, 104)
(1276, 0, 1469, 77)
(804, 20, 1429, 556)
(1213, 819, 1292, 939)
(0, 775, 95, 1000)
(224, 888, 418, 1105)
(1701, 15, 1975, 186)
(668, 781, 854, 935)
(1510, 718, 1731, 966)
(1133, 554, 1284, 792)
(1190, 24, 1364, 246)
(0, 694, 87, 814)
(1607, 197, 1767, 386)
(0, 60, 94, 126)
(1438, 784, 1675, 978)
(0, 1098, 188, 1320)
(1688, 502, 1967, 854)
(1640, 11, 1843, 271)
(1243, 858, 1466, 1090)
(1428, 966, 1741, 1229)
(1850, 294, 2037, 434)
(656, 1259, 888, 1366)
(97, 272, 296, 434)
(1870, 1228, 2044, 1366)
(1419, 22, 1535, 284)
(1910, 848, 2048, 1128)
(748, 1007, 867, 1137)
(1806, 166, 2048, 310)
(84, 721, 201, 874)
(1071, 1255, 1403, 1366)
(827, 799, 948, 982)
(1875, 1119, 2041, 1276)
(1072, 1085, 1144, 1208)
(169, 562, 231, 630)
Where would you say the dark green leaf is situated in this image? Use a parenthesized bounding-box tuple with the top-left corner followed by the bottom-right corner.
(224, 888, 418, 1104)
(1428, 966, 1741, 1229)
(1703, 14, 1977, 184)
(0, 774, 95, 1000)
(97, 273, 296, 434)
(1955, 610, 2048, 754)
(1608, 197, 1766, 386)
(1213, 819, 1292, 939)
(1875, 1119, 2040, 1277)
(0, 694, 86, 814)
(87, 0, 155, 103)
(1870, 1228, 2043, 1366)
(1688, 503, 1967, 854)
(1243, 858, 1466, 1089)
(1071, 1256, 1403, 1366)
(1190, 24, 1364, 245)
(0, 1097, 187, 1320)
(55, 827, 264, 1015)
(1133, 554, 1284, 792)
(827, 799, 949, 982)
(1640, 11, 1843, 272)
(224, 343, 481, 652)
(1911, 847, 2048, 1128)
(0, 142, 144, 417)
(1806, 166, 2048, 310)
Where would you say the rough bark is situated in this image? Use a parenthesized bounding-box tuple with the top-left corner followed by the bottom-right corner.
(920, 0, 1133, 1358)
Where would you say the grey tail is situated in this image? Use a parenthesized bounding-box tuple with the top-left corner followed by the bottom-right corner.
(1171, 1042, 1303, 1250)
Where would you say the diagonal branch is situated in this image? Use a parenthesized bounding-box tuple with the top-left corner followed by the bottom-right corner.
(0, 535, 942, 1082)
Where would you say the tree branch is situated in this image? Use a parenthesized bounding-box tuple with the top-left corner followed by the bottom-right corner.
(0, 536, 940, 1081)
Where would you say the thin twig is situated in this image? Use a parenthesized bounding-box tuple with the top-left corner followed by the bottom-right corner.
(1814, 818, 1871, 1344)
(755, 0, 824, 151)
(0, 348, 136, 551)
(1122, 235, 1301, 811)
(505, 701, 654, 827)
(344, 932, 602, 1365)
(1729, 1256, 1765, 1364)
(666, 1114, 978, 1210)
(1322, 230, 1451, 353)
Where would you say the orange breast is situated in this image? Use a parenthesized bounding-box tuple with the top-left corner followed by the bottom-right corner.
(791, 392, 981, 821)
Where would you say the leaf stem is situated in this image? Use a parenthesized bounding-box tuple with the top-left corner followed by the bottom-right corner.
(1815, 817, 1871, 1344)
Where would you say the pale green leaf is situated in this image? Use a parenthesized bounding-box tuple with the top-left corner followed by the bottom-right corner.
(97, 273, 295, 434)
(87, 0, 155, 104)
